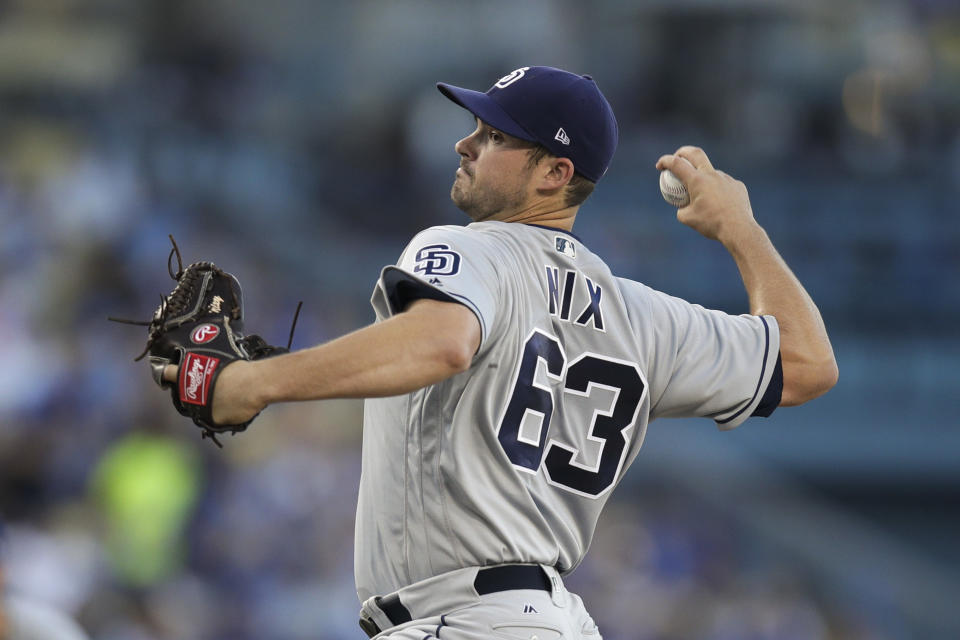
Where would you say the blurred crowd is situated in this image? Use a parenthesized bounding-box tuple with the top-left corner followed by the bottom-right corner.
(1, 1, 958, 638)
(1, 456, 904, 640)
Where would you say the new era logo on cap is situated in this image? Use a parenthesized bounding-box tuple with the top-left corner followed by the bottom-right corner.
(437, 66, 619, 182)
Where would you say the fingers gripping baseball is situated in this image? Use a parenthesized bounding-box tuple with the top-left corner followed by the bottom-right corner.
(656, 148, 756, 243)
(675, 145, 714, 171)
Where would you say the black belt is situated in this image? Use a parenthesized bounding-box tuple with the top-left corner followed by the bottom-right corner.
(474, 564, 552, 595)
(359, 565, 552, 638)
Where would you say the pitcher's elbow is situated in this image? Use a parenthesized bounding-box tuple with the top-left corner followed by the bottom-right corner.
(823, 359, 839, 391)
(444, 342, 474, 374)
(781, 358, 838, 406)
(434, 333, 475, 375)
(806, 360, 839, 402)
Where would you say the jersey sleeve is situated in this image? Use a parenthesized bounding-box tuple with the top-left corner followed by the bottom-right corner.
(370, 226, 500, 349)
(620, 279, 783, 429)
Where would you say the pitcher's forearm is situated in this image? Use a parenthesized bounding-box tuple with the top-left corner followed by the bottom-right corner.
(162, 299, 481, 426)
(254, 320, 466, 403)
(721, 222, 837, 403)
(252, 298, 480, 405)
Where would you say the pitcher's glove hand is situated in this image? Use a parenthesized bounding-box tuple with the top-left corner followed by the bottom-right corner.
(112, 236, 299, 446)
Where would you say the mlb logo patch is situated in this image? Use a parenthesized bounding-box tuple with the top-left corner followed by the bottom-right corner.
(555, 236, 576, 258)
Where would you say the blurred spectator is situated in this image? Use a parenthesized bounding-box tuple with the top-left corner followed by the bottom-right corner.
(0, 522, 90, 640)
(89, 433, 202, 588)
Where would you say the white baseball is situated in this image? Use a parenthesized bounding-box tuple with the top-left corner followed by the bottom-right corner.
(659, 169, 689, 207)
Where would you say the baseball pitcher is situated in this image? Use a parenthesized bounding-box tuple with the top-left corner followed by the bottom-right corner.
(151, 66, 837, 638)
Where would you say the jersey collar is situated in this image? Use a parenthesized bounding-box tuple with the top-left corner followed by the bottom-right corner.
(524, 223, 583, 243)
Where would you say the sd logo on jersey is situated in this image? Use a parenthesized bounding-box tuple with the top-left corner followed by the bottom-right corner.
(413, 244, 461, 277)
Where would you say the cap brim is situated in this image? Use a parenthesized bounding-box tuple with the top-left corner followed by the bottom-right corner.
(437, 83, 537, 142)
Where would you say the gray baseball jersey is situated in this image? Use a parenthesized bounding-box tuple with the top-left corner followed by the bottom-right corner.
(355, 221, 781, 601)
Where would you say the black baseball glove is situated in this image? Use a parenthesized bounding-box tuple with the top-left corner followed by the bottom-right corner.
(112, 236, 299, 446)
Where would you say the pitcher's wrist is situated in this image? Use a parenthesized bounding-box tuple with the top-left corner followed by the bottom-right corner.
(718, 218, 766, 253)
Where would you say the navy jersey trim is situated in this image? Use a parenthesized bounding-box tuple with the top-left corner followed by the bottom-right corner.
(716, 315, 776, 425)
(525, 223, 582, 243)
(752, 352, 783, 417)
(444, 293, 488, 341)
(381, 266, 488, 343)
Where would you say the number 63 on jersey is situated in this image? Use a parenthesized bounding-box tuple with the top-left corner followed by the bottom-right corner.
(496, 329, 647, 499)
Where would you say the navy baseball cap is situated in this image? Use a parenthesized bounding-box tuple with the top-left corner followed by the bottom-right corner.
(437, 66, 618, 183)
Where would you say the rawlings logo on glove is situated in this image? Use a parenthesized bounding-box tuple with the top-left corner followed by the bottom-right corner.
(181, 353, 219, 405)
(110, 236, 300, 446)
(190, 324, 220, 344)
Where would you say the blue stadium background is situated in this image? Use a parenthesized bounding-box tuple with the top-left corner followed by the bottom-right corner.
(0, 1, 957, 638)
